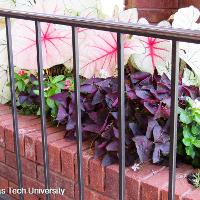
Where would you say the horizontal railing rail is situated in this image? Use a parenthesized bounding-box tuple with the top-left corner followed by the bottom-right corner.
(1, 9, 200, 43)
(0, 8, 200, 200)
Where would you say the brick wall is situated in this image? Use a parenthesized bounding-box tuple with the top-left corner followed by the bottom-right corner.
(126, 0, 200, 23)
(0, 104, 198, 200)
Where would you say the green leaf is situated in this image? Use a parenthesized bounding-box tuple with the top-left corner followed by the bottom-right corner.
(52, 75, 65, 84)
(16, 80, 25, 92)
(37, 108, 41, 116)
(32, 81, 39, 86)
(179, 110, 192, 124)
(193, 140, 200, 148)
(191, 125, 200, 136)
(183, 126, 192, 138)
(55, 82, 65, 89)
(194, 114, 200, 124)
(183, 138, 192, 147)
(186, 97, 194, 107)
(46, 98, 55, 109)
(186, 146, 195, 159)
(47, 88, 56, 97)
(33, 90, 40, 95)
(14, 73, 21, 80)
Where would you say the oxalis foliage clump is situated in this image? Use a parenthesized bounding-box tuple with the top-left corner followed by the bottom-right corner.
(51, 70, 199, 167)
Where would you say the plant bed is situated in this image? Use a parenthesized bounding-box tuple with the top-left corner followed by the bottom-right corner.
(0, 103, 199, 200)
(0, 2, 200, 199)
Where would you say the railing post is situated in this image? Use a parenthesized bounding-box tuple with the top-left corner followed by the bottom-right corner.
(35, 20, 50, 200)
(168, 40, 179, 200)
(117, 32, 125, 200)
(5, 17, 24, 200)
(72, 26, 84, 200)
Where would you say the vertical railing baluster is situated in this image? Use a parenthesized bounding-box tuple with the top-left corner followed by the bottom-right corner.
(5, 17, 24, 200)
(72, 26, 84, 200)
(35, 20, 50, 200)
(168, 40, 179, 200)
(117, 32, 125, 200)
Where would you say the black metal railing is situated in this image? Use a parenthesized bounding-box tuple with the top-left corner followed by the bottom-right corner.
(0, 8, 200, 200)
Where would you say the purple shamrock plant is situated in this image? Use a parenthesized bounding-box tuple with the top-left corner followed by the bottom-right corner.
(52, 70, 199, 167)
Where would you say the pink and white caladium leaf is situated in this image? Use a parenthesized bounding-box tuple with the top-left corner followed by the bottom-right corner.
(131, 19, 172, 75)
(100, 0, 124, 18)
(0, 0, 35, 10)
(79, 8, 144, 78)
(178, 42, 200, 86)
(79, 31, 144, 78)
(0, 29, 10, 104)
(172, 6, 200, 85)
(11, 0, 73, 70)
(117, 8, 138, 23)
(63, 0, 101, 18)
(172, 6, 200, 30)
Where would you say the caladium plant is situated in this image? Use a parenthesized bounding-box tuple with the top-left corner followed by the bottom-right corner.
(172, 6, 200, 86)
(63, 0, 102, 18)
(79, 8, 145, 78)
(11, 0, 74, 70)
(52, 70, 199, 166)
(100, 0, 124, 18)
(131, 18, 172, 76)
(0, 29, 10, 104)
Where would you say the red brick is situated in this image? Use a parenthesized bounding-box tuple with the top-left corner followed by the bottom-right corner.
(36, 131, 66, 164)
(61, 145, 75, 180)
(0, 128, 5, 147)
(5, 151, 37, 178)
(104, 164, 119, 199)
(11, 182, 38, 200)
(50, 173, 74, 199)
(161, 179, 192, 200)
(0, 176, 8, 189)
(0, 130, 5, 148)
(0, 104, 10, 111)
(5, 117, 41, 155)
(24, 126, 64, 162)
(6, 195, 18, 200)
(74, 184, 94, 200)
(127, 0, 178, 23)
(0, 107, 11, 115)
(22, 175, 45, 200)
(37, 165, 74, 199)
(161, 165, 193, 200)
(9, 182, 20, 200)
(183, 188, 200, 200)
(126, 163, 165, 200)
(0, 108, 12, 116)
(93, 192, 113, 200)
(48, 139, 75, 173)
(51, 195, 72, 200)
(104, 163, 158, 200)
(61, 141, 90, 181)
(138, 8, 176, 23)
(179, 0, 200, 8)
(141, 164, 193, 200)
(0, 115, 13, 148)
(0, 146, 5, 163)
(89, 158, 105, 193)
(24, 193, 40, 200)
(140, 167, 170, 200)
(132, 0, 178, 9)
(0, 113, 12, 122)
(75, 148, 93, 186)
(0, 162, 18, 184)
